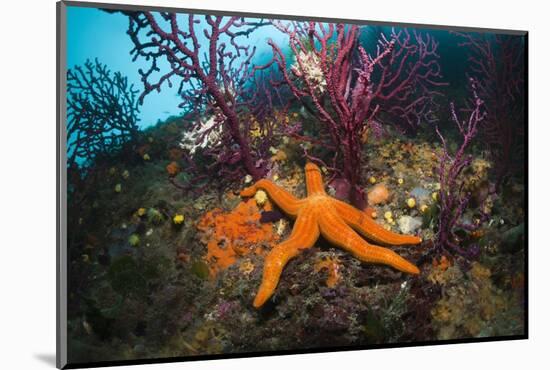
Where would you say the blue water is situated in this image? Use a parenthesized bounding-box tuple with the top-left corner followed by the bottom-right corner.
(66, 6, 503, 130)
(67, 7, 290, 129)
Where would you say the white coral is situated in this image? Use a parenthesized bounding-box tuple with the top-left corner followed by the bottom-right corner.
(179, 115, 224, 155)
(291, 50, 327, 94)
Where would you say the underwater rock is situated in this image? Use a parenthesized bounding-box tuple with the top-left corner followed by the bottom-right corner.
(133, 344, 146, 356)
(430, 261, 519, 340)
(410, 187, 431, 203)
(107, 256, 146, 296)
(270, 149, 288, 163)
(220, 191, 241, 211)
(367, 183, 391, 205)
(397, 216, 422, 235)
(470, 180, 491, 206)
(464, 158, 491, 192)
(427, 263, 462, 286)
(500, 223, 525, 253)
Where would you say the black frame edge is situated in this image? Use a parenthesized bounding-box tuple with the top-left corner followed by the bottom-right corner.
(57, 1, 68, 369)
(523, 32, 529, 339)
(62, 0, 527, 35)
(63, 335, 527, 369)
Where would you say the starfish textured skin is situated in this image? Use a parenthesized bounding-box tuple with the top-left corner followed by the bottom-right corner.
(241, 163, 422, 308)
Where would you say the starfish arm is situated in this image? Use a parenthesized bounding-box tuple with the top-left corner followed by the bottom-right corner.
(332, 199, 422, 246)
(254, 208, 320, 308)
(241, 179, 304, 217)
(318, 208, 420, 275)
(305, 162, 326, 195)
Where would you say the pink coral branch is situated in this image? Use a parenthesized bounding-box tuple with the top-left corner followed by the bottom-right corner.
(266, 23, 444, 207)
(435, 79, 487, 258)
(125, 11, 270, 180)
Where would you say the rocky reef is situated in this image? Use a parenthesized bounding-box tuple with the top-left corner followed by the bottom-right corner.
(65, 11, 526, 365)
(66, 115, 525, 363)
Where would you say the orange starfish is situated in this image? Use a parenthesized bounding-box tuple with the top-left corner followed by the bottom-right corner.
(241, 163, 422, 308)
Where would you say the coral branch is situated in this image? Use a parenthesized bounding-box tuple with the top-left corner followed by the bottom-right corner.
(67, 59, 140, 168)
(265, 22, 444, 207)
(123, 11, 270, 180)
(435, 79, 487, 258)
